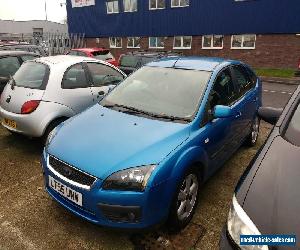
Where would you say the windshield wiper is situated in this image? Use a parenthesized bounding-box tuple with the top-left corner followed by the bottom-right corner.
(103, 103, 191, 122)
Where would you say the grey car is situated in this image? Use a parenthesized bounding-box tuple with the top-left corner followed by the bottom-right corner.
(0, 55, 126, 140)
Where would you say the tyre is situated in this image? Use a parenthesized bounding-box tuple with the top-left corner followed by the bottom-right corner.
(42, 118, 66, 146)
(167, 168, 200, 232)
(245, 116, 260, 147)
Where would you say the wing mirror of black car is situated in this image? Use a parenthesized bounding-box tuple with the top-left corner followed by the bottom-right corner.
(258, 107, 283, 125)
(213, 105, 234, 119)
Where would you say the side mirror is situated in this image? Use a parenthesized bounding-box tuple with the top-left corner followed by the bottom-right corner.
(214, 105, 233, 119)
(258, 107, 283, 125)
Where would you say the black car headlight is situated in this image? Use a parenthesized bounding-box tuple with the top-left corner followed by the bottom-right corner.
(102, 165, 156, 192)
(227, 195, 268, 250)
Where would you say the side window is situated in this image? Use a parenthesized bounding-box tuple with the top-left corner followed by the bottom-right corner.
(87, 63, 124, 87)
(21, 55, 38, 62)
(201, 68, 235, 126)
(232, 65, 254, 98)
(0, 56, 21, 78)
(62, 64, 89, 89)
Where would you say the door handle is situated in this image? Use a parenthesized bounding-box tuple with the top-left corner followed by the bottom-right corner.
(98, 91, 105, 96)
(235, 111, 242, 118)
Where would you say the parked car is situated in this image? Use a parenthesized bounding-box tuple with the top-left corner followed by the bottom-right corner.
(0, 51, 39, 94)
(42, 57, 262, 230)
(66, 48, 118, 67)
(0, 43, 48, 56)
(220, 86, 300, 250)
(0, 55, 126, 141)
(118, 51, 181, 75)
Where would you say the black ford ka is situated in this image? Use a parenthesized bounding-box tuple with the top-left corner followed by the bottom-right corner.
(220, 85, 300, 250)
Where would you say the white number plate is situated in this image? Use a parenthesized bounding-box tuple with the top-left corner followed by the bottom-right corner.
(49, 176, 83, 206)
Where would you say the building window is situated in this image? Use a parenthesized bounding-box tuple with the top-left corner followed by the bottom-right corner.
(171, 0, 189, 8)
(202, 35, 224, 49)
(123, 0, 137, 12)
(106, 0, 119, 14)
(231, 34, 256, 49)
(173, 36, 192, 49)
(109, 37, 122, 48)
(127, 37, 140, 48)
(149, 0, 165, 10)
(149, 37, 165, 48)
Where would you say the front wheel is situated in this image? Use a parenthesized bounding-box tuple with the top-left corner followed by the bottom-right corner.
(245, 116, 260, 147)
(167, 169, 200, 232)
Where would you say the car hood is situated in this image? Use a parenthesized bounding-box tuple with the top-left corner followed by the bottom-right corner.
(47, 104, 190, 179)
(242, 136, 300, 247)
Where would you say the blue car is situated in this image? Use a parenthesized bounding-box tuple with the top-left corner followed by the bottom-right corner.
(41, 57, 262, 231)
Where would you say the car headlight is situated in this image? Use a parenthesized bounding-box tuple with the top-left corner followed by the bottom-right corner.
(227, 195, 268, 250)
(102, 165, 156, 192)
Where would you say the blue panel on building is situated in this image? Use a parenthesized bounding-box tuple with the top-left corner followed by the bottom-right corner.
(66, 0, 300, 37)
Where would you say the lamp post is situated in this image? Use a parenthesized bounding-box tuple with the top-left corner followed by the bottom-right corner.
(45, 0, 48, 21)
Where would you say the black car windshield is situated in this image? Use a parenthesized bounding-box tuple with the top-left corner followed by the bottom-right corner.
(101, 66, 211, 120)
(119, 55, 139, 67)
(285, 102, 300, 146)
(13, 62, 48, 89)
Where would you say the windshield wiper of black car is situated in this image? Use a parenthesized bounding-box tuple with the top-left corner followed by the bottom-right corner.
(103, 103, 191, 123)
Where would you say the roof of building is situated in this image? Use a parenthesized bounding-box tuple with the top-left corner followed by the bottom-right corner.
(147, 57, 235, 71)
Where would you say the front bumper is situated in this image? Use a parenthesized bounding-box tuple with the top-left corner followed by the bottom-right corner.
(220, 225, 239, 250)
(0, 103, 46, 137)
(41, 151, 171, 229)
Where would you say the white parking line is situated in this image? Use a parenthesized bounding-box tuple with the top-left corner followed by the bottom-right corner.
(263, 89, 293, 95)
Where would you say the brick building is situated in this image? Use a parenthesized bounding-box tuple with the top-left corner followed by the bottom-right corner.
(66, 0, 300, 69)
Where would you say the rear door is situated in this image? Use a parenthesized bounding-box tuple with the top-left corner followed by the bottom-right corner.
(85, 62, 125, 103)
(0, 61, 47, 114)
(60, 63, 94, 113)
(231, 65, 258, 142)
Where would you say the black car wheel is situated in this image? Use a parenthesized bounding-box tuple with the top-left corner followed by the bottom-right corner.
(167, 168, 200, 232)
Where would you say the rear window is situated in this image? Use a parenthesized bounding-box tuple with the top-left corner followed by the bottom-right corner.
(13, 62, 49, 89)
(67, 51, 79, 56)
(285, 102, 300, 146)
(92, 51, 115, 61)
(119, 55, 139, 67)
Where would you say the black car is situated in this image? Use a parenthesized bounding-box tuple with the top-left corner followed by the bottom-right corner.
(118, 51, 181, 75)
(220, 86, 300, 249)
(0, 44, 48, 57)
(0, 51, 39, 93)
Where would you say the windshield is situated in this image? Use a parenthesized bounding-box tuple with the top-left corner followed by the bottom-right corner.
(13, 62, 49, 89)
(284, 102, 300, 146)
(119, 55, 139, 67)
(92, 51, 114, 61)
(101, 66, 211, 120)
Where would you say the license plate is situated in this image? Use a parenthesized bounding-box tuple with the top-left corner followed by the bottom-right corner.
(49, 176, 83, 206)
(2, 118, 17, 129)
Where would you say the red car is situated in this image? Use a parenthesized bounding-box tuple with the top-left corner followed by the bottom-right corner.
(67, 48, 118, 67)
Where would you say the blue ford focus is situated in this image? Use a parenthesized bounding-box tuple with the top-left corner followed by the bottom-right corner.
(41, 57, 262, 231)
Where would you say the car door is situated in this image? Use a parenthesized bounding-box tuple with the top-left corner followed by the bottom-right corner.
(85, 62, 125, 104)
(230, 65, 258, 143)
(199, 67, 239, 173)
(60, 63, 94, 113)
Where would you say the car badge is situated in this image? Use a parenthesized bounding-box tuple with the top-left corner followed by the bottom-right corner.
(62, 166, 72, 177)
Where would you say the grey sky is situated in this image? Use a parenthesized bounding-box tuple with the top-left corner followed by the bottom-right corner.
(0, 0, 67, 23)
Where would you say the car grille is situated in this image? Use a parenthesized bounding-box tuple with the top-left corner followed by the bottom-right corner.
(48, 155, 96, 187)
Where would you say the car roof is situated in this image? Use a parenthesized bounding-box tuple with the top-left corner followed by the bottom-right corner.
(35, 55, 99, 67)
(147, 56, 239, 71)
(72, 48, 109, 53)
(0, 50, 38, 57)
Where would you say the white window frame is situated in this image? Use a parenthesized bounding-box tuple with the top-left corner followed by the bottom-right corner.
(109, 37, 122, 48)
(149, 37, 165, 49)
(106, 0, 119, 14)
(231, 34, 256, 50)
(127, 37, 140, 48)
(171, 0, 189, 8)
(202, 35, 224, 50)
(149, 0, 165, 10)
(123, 0, 138, 12)
(173, 36, 192, 49)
